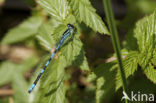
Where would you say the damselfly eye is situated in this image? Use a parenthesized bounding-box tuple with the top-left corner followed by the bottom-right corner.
(67, 24, 74, 29)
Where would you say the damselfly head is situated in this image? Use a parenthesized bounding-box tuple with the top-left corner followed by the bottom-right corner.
(67, 24, 74, 29)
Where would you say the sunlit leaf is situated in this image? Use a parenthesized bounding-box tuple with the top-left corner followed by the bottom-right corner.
(36, 23, 56, 50)
(38, 56, 67, 103)
(52, 24, 67, 42)
(115, 51, 139, 90)
(2, 15, 43, 44)
(38, 0, 69, 22)
(79, 53, 90, 71)
(12, 74, 29, 103)
(134, 11, 156, 51)
(0, 56, 39, 86)
(28, 55, 50, 103)
(61, 31, 87, 68)
(94, 62, 116, 103)
(143, 63, 156, 84)
(52, 24, 89, 69)
(0, 56, 39, 103)
(0, 62, 15, 86)
(134, 11, 156, 83)
(68, 0, 109, 34)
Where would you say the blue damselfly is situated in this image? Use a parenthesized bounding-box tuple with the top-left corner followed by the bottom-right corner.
(28, 24, 74, 93)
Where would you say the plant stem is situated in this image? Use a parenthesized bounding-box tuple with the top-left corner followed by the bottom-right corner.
(103, 0, 128, 103)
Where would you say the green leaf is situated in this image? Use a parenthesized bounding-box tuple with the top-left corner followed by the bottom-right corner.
(151, 51, 156, 66)
(2, 15, 43, 44)
(0, 62, 15, 86)
(52, 24, 67, 42)
(38, 0, 70, 22)
(79, 53, 90, 71)
(0, 56, 39, 102)
(38, 56, 67, 103)
(96, 77, 105, 103)
(144, 63, 156, 84)
(115, 51, 139, 90)
(35, 23, 90, 102)
(123, 29, 138, 51)
(37, 22, 89, 70)
(0, 58, 38, 86)
(51, 15, 76, 41)
(134, 11, 156, 51)
(52, 24, 89, 69)
(12, 74, 29, 103)
(134, 11, 156, 83)
(93, 62, 116, 103)
(87, 72, 97, 82)
(61, 30, 87, 67)
(138, 34, 155, 68)
(68, 0, 109, 34)
(36, 23, 56, 50)
(28, 55, 50, 103)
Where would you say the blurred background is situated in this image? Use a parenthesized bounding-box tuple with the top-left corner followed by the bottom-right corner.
(0, 0, 156, 103)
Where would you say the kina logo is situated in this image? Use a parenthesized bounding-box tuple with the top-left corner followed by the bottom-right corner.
(121, 91, 155, 102)
(121, 91, 131, 101)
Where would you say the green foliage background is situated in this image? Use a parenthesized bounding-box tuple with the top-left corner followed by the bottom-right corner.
(0, 0, 156, 103)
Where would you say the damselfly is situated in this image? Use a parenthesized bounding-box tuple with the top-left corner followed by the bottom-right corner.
(28, 24, 74, 93)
